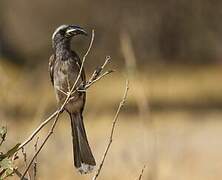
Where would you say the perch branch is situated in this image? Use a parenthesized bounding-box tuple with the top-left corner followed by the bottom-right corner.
(92, 80, 129, 180)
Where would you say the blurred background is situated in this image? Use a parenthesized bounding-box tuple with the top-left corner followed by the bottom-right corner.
(1, 0, 222, 179)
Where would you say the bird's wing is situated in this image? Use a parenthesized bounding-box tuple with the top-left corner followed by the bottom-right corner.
(48, 54, 55, 85)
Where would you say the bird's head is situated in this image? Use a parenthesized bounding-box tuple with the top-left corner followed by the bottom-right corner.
(52, 25, 87, 49)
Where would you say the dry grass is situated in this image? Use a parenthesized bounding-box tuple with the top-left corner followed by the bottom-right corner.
(1, 61, 222, 180)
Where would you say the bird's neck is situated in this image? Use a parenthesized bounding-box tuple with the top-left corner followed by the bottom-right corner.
(54, 40, 71, 60)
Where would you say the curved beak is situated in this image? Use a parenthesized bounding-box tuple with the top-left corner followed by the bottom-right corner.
(65, 26, 88, 37)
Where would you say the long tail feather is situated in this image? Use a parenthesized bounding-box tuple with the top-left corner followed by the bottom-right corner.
(70, 113, 96, 174)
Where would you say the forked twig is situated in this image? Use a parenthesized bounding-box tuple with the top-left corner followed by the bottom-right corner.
(84, 70, 114, 90)
(92, 80, 129, 180)
(77, 56, 113, 93)
(88, 56, 111, 83)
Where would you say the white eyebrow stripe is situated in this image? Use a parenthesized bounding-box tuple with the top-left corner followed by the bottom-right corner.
(66, 29, 75, 34)
(52, 25, 67, 40)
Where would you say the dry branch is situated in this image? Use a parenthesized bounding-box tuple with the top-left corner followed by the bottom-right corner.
(33, 137, 39, 180)
(92, 80, 129, 180)
(137, 165, 146, 180)
(21, 112, 61, 179)
(21, 148, 31, 180)
(18, 111, 58, 151)
(14, 169, 28, 180)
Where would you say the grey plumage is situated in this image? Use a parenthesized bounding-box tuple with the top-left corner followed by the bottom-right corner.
(49, 25, 96, 174)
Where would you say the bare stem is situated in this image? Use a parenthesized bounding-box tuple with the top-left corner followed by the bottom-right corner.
(84, 70, 114, 90)
(21, 148, 31, 180)
(87, 56, 111, 84)
(92, 80, 129, 180)
(21, 113, 61, 179)
(18, 111, 58, 151)
(137, 165, 146, 180)
(14, 169, 28, 180)
(33, 137, 39, 180)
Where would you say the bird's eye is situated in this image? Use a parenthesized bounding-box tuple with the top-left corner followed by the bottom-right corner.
(60, 29, 66, 35)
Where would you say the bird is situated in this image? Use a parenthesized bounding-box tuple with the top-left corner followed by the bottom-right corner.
(48, 25, 96, 174)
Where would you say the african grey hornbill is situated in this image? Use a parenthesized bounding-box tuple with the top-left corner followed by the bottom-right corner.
(49, 25, 96, 174)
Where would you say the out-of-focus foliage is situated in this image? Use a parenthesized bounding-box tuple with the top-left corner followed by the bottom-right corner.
(0, 0, 222, 65)
(0, 127, 7, 146)
(0, 126, 20, 180)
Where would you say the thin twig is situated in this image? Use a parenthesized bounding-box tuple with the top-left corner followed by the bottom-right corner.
(21, 30, 95, 179)
(84, 70, 114, 90)
(21, 148, 31, 180)
(82, 56, 113, 91)
(57, 87, 68, 96)
(101, 56, 111, 69)
(137, 165, 146, 180)
(0, 138, 4, 146)
(87, 56, 111, 84)
(14, 169, 28, 180)
(21, 113, 61, 179)
(18, 111, 58, 151)
(33, 137, 39, 180)
(92, 80, 129, 180)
